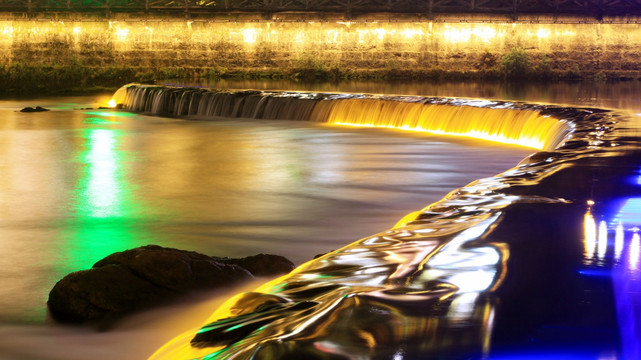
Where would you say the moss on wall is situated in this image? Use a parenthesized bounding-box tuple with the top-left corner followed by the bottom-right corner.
(0, 15, 640, 94)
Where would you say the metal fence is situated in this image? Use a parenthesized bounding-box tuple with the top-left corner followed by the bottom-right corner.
(1, 0, 640, 18)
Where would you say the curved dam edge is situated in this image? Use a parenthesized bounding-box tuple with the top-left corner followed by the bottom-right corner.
(112, 85, 640, 359)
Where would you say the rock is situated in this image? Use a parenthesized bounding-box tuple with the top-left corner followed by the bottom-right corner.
(225, 253, 296, 277)
(20, 106, 50, 112)
(47, 245, 295, 323)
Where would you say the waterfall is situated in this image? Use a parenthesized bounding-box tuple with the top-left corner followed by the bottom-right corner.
(113, 84, 573, 150)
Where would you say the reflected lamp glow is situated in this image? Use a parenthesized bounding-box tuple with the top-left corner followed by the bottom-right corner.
(63, 127, 144, 272)
(584, 209, 597, 260)
(108, 85, 129, 108)
(630, 232, 640, 271)
(447, 269, 497, 293)
(81, 129, 122, 218)
(584, 194, 641, 360)
(614, 198, 641, 226)
(615, 222, 624, 261)
(419, 215, 506, 293)
(598, 220, 608, 261)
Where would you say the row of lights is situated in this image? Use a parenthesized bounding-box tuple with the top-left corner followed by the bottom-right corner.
(0, 22, 579, 44)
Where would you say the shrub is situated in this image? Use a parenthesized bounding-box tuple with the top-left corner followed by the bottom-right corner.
(500, 47, 531, 79)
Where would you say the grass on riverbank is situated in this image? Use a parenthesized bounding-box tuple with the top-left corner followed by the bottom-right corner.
(0, 56, 636, 96)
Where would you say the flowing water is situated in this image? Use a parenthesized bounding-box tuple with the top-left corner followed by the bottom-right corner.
(171, 79, 641, 113)
(1, 80, 640, 359)
(0, 92, 534, 359)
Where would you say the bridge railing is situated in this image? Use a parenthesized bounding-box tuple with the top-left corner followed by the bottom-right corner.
(1, 0, 640, 19)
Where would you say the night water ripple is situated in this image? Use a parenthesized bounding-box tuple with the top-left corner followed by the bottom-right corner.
(113, 85, 641, 359)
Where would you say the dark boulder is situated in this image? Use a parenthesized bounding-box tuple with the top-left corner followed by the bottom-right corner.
(225, 253, 297, 277)
(48, 245, 295, 323)
(20, 106, 50, 112)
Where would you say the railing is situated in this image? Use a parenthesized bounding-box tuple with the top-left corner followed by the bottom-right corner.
(1, 0, 640, 19)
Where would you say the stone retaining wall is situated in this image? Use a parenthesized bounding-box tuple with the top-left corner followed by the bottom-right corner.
(1, 13, 640, 91)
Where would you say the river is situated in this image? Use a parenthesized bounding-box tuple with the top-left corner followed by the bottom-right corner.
(0, 80, 638, 359)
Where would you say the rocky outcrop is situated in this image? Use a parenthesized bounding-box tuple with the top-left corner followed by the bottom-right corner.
(20, 106, 50, 112)
(47, 245, 295, 323)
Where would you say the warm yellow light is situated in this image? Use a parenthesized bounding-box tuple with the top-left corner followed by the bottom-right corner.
(318, 98, 566, 150)
(242, 28, 257, 43)
(392, 210, 421, 229)
(443, 26, 471, 43)
(373, 28, 387, 41)
(73, 27, 81, 35)
(116, 27, 129, 40)
(474, 26, 496, 43)
(326, 29, 340, 44)
(333, 122, 546, 149)
(444, 26, 496, 43)
(584, 211, 597, 260)
(401, 28, 424, 38)
(536, 28, 551, 39)
(2, 26, 12, 37)
(107, 99, 117, 108)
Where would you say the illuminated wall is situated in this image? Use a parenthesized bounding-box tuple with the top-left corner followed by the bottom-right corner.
(1, 15, 641, 78)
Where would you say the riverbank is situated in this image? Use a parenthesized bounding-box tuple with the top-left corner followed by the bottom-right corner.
(2, 61, 637, 96)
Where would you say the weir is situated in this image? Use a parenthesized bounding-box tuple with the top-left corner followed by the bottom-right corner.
(113, 84, 641, 359)
(114, 84, 572, 150)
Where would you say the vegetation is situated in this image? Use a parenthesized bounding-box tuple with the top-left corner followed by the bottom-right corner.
(500, 47, 531, 79)
(0, 52, 634, 96)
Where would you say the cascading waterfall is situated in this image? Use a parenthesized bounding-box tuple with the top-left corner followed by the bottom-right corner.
(110, 83, 640, 359)
(112, 84, 572, 150)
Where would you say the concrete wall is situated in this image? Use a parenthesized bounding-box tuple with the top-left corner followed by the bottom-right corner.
(1, 14, 640, 86)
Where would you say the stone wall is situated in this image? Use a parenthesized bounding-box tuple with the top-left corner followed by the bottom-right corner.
(1, 13, 640, 91)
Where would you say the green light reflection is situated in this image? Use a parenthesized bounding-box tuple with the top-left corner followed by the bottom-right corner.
(84, 117, 119, 125)
(65, 128, 143, 271)
(84, 110, 137, 118)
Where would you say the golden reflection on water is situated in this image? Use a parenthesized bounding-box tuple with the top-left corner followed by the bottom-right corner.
(584, 203, 597, 263)
(150, 208, 510, 359)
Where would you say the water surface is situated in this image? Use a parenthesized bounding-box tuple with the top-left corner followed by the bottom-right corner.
(3, 78, 634, 359)
(0, 96, 530, 333)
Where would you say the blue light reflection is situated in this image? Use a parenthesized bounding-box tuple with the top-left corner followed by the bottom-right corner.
(582, 171, 641, 360)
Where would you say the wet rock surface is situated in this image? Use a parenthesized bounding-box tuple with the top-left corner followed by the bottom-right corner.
(20, 106, 50, 112)
(47, 245, 295, 323)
